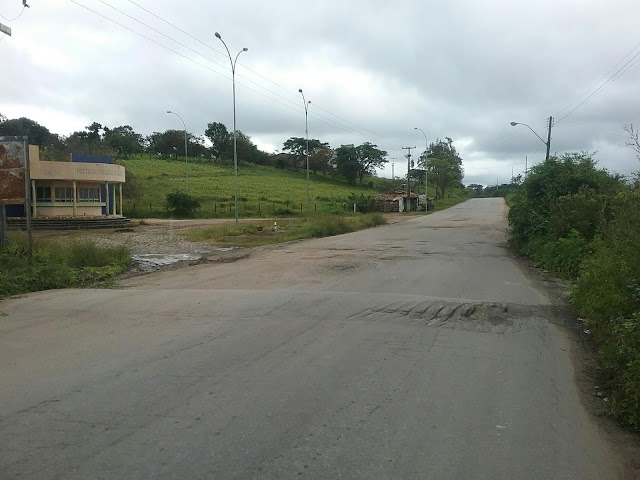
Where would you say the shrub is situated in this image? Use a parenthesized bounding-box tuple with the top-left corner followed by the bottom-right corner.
(572, 190, 640, 428)
(0, 237, 131, 299)
(166, 192, 201, 217)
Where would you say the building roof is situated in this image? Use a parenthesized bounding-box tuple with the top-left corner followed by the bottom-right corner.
(375, 190, 419, 201)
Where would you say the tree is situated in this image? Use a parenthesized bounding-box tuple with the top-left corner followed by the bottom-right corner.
(146, 130, 185, 158)
(282, 137, 330, 170)
(334, 144, 359, 185)
(205, 122, 231, 159)
(0, 117, 53, 145)
(355, 142, 387, 184)
(468, 184, 484, 196)
(420, 137, 464, 199)
(85, 122, 104, 141)
(188, 135, 209, 158)
(309, 146, 334, 175)
(103, 125, 144, 159)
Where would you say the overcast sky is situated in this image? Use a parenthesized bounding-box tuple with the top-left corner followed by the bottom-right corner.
(1, 0, 639, 185)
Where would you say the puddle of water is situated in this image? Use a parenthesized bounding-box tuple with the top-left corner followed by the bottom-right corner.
(132, 253, 203, 271)
(131, 248, 240, 272)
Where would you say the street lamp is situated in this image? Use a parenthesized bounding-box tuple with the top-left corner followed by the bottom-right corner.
(166, 110, 189, 194)
(215, 31, 248, 226)
(510, 120, 551, 160)
(298, 89, 311, 211)
(414, 127, 428, 210)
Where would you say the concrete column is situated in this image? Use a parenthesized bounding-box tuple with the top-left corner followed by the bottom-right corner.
(119, 183, 123, 216)
(72, 181, 77, 217)
(31, 180, 37, 218)
(105, 182, 110, 217)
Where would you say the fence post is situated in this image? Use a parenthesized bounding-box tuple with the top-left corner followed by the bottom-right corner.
(314, 203, 317, 211)
(300, 203, 303, 211)
(214, 204, 217, 212)
(149, 203, 152, 213)
(258, 204, 261, 213)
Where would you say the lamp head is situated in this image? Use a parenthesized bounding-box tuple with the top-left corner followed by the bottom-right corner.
(510, 122, 518, 126)
(166, 110, 172, 114)
(298, 88, 303, 93)
(214, 32, 221, 39)
(242, 47, 248, 52)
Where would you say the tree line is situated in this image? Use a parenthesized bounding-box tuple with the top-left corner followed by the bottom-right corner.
(0, 114, 465, 192)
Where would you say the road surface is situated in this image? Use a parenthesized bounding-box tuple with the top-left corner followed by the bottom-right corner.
(0, 199, 623, 479)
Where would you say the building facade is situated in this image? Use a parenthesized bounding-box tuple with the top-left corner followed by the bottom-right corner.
(7, 146, 126, 218)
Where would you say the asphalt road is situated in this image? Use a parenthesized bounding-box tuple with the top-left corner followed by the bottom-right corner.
(0, 198, 622, 479)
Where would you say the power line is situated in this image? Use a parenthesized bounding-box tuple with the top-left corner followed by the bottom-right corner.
(70, 1, 388, 143)
(554, 38, 640, 120)
(0, 5, 25, 21)
(556, 49, 640, 124)
(123, 0, 404, 146)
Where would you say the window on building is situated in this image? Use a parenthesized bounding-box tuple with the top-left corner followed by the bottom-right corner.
(79, 187, 100, 202)
(36, 186, 51, 203)
(54, 187, 74, 203)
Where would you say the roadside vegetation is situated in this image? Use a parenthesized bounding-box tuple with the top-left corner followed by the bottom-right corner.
(184, 213, 386, 247)
(0, 115, 469, 219)
(0, 236, 131, 299)
(506, 152, 640, 429)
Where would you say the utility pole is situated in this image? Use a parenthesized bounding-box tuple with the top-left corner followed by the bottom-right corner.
(390, 158, 396, 180)
(545, 116, 553, 160)
(511, 166, 514, 184)
(402, 146, 415, 212)
(525, 155, 528, 179)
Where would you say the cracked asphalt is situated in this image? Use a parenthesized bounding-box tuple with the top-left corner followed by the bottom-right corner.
(0, 198, 625, 479)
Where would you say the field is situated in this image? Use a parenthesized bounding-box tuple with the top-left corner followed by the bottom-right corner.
(121, 156, 391, 218)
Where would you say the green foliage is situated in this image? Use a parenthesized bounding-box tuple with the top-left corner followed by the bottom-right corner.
(103, 125, 144, 159)
(0, 117, 54, 145)
(0, 237, 131, 299)
(205, 122, 230, 159)
(121, 156, 383, 218)
(509, 155, 639, 429)
(530, 230, 591, 278)
(184, 214, 386, 246)
(421, 137, 464, 199)
(334, 145, 359, 185)
(508, 153, 621, 254)
(165, 192, 201, 217)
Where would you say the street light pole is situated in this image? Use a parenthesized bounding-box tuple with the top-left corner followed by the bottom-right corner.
(166, 110, 189, 194)
(298, 89, 311, 212)
(510, 117, 553, 161)
(216, 32, 248, 227)
(414, 127, 428, 210)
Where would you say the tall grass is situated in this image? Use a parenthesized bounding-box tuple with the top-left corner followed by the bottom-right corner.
(183, 213, 386, 247)
(0, 236, 131, 299)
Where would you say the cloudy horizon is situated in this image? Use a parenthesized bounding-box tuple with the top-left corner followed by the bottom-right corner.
(1, 0, 638, 186)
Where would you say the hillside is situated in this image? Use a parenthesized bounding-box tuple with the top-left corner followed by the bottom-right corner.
(121, 156, 392, 217)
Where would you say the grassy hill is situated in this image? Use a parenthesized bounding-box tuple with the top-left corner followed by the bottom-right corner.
(121, 156, 394, 217)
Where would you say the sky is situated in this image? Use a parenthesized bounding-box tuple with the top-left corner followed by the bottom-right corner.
(1, 0, 639, 186)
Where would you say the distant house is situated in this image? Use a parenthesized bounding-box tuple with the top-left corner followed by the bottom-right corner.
(374, 190, 419, 212)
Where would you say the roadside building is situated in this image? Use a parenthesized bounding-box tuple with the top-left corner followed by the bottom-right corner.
(374, 190, 419, 212)
(5, 145, 125, 219)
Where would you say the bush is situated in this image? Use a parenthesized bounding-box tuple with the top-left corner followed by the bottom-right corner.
(572, 190, 640, 428)
(0, 237, 131, 299)
(166, 192, 201, 217)
(531, 230, 591, 278)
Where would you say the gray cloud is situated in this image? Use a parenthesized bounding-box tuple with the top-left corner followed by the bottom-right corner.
(1, 0, 638, 186)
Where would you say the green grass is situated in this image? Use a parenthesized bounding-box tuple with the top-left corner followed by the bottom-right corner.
(183, 213, 386, 247)
(122, 156, 385, 218)
(0, 235, 132, 299)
